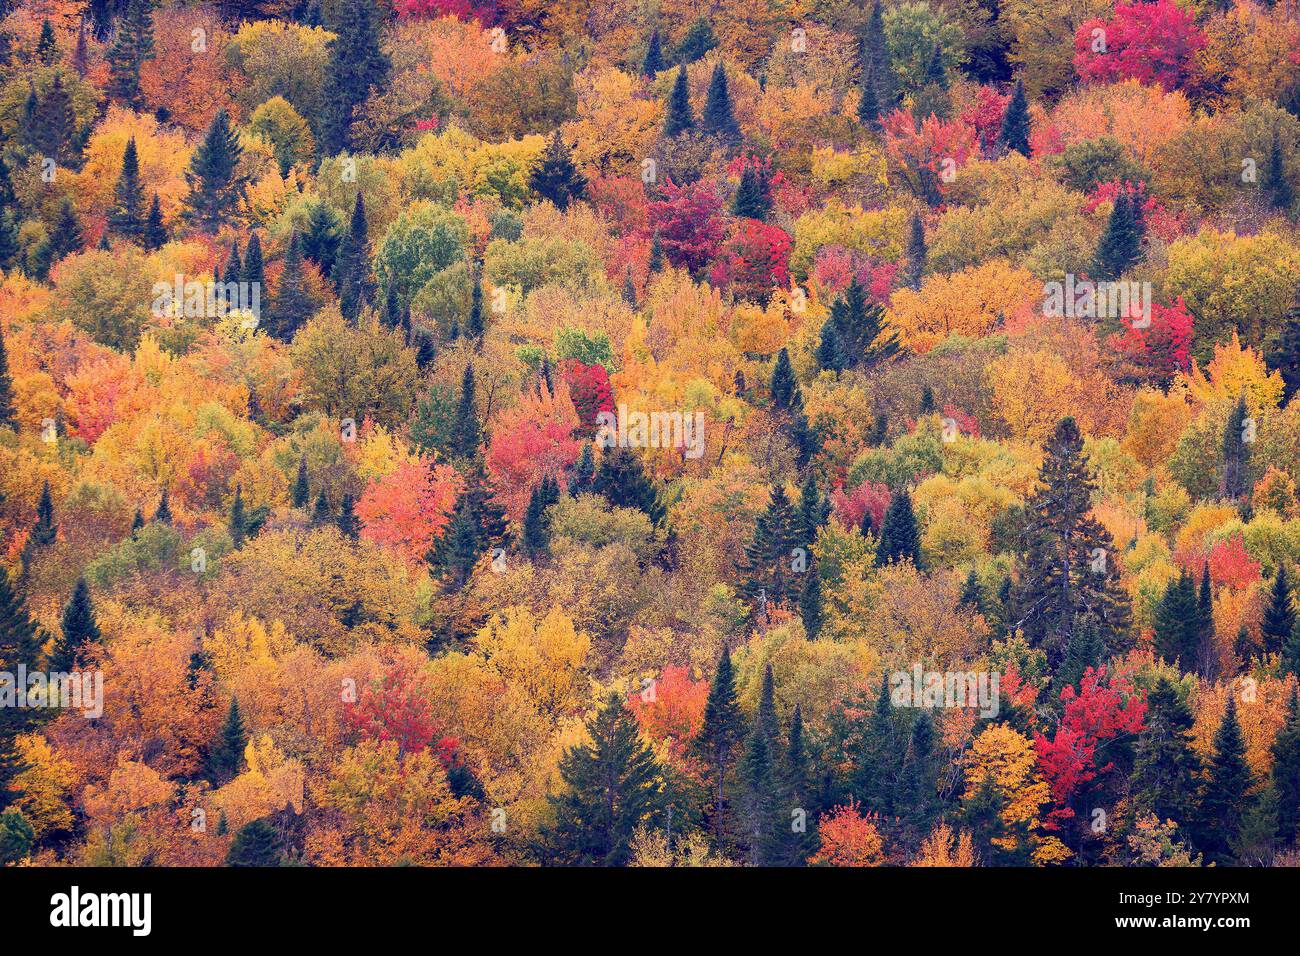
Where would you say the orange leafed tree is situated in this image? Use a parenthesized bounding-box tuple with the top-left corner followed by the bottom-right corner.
(357, 457, 464, 566)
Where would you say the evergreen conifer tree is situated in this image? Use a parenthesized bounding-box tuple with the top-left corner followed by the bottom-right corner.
(49, 577, 100, 673)
(663, 64, 694, 137)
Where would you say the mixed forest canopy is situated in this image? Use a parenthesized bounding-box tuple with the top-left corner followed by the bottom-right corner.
(1, 0, 1300, 869)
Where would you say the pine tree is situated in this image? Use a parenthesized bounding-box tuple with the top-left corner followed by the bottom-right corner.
(547, 691, 665, 865)
(1013, 417, 1132, 664)
(521, 479, 555, 559)
(154, 487, 172, 524)
(693, 647, 744, 848)
(0, 321, 16, 430)
(1133, 676, 1201, 831)
(769, 347, 797, 411)
(182, 109, 246, 233)
(1196, 563, 1217, 678)
(823, 279, 899, 371)
(0, 157, 17, 272)
(229, 484, 247, 549)
(571, 443, 596, 496)
(911, 44, 951, 120)
(336, 194, 374, 321)
(47, 199, 83, 262)
(856, 59, 882, 130)
(36, 20, 57, 65)
(797, 473, 824, 549)
(1265, 127, 1294, 214)
(997, 78, 1031, 156)
(1200, 696, 1254, 863)
(336, 491, 359, 539)
(529, 132, 586, 211)
(106, 0, 154, 110)
(731, 164, 771, 220)
(241, 231, 265, 291)
(72, 20, 88, 76)
(852, 675, 900, 814)
(815, 318, 847, 374)
(663, 64, 694, 137)
(130, 507, 145, 536)
(862, 1, 894, 112)
(1221, 394, 1251, 501)
(311, 489, 331, 526)
(1261, 565, 1295, 656)
(318, 0, 390, 156)
(291, 455, 310, 508)
(107, 138, 146, 243)
(435, 494, 483, 588)
(899, 710, 939, 831)
(226, 817, 281, 867)
(592, 447, 665, 525)
(303, 200, 341, 278)
(452, 364, 481, 459)
(905, 211, 926, 291)
(1057, 622, 1104, 692)
(1270, 286, 1300, 405)
(740, 690, 783, 865)
(30, 481, 56, 549)
(799, 565, 823, 638)
(1270, 687, 1300, 846)
(208, 698, 248, 783)
(875, 488, 922, 567)
(1091, 188, 1141, 281)
(674, 18, 717, 65)
(142, 193, 167, 250)
(737, 485, 802, 610)
(222, 239, 242, 288)
(88, 0, 116, 42)
(783, 704, 815, 862)
(701, 63, 740, 143)
(1154, 570, 1199, 668)
(641, 28, 665, 78)
(0, 566, 44, 810)
(49, 577, 100, 673)
(264, 231, 316, 341)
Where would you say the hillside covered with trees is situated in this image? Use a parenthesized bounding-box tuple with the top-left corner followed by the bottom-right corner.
(2, 0, 1300, 869)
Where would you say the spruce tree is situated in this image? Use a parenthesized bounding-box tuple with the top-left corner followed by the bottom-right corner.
(0, 566, 44, 810)
(226, 817, 281, 867)
(264, 231, 316, 342)
(30, 481, 57, 549)
(862, 1, 894, 112)
(1265, 127, 1294, 214)
(528, 132, 586, 211)
(291, 455, 310, 508)
(229, 484, 247, 548)
(823, 279, 899, 371)
(452, 364, 481, 459)
(335, 194, 374, 321)
(547, 691, 665, 865)
(1221, 394, 1251, 501)
(571, 443, 596, 496)
(797, 472, 824, 549)
(856, 59, 882, 130)
(106, 0, 154, 110)
(49, 577, 100, 673)
(318, 0, 390, 156)
(905, 211, 926, 291)
(0, 157, 18, 272)
(1200, 695, 1254, 863)
(1196, 563, 1217, 678)
(208, 698, 248, 783)
(108, 138, 146, 243)
(674, 18, 717, 65)
(701, 63, 740, 143)
(241, 231, 265, 291)
(1057, 622, 1104, 692)
(521, 480, 554, 559)
(1091, 188, 1141, 281)
(0, 322, 16, 430)
(997, 78, 1031, 156)
(1261, 565, 1295, 655)
(47, 199, 83, 263)
(1133, 676, 1201, 831)
(31, 74, 76, 166)
(1270, 687, 1300, 846)
(36, 19, 57, 64)
(336, 491, 359, 539)
(852, 675, 899, 814)
(731, 164, 771, 221)
(1013, 417, 1132, 664)
(1269, 285, 1300, 405)
(875, 488, 922, 567)
(182, 109, 246, 233)
(592, 447, 665, 525)
(222, 239, 242, 288)
(663, 64, 694, 137)
(641, 28, 665, 78)
(154, 486, 172, 524)
(1154, 570, 1198, 669)
(142, 193, 167, 250)
(769, 347, 797, 411)
(72, 20, 88, 76)
(693, 647, 744, 848)
(783, 704, 815, 862)
(799, 566, 823, 638)
(737, 485, 802, 610)
(740, 699, 783, 865)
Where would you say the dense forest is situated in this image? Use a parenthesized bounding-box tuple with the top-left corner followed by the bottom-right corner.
(1, 0, 1300, 869)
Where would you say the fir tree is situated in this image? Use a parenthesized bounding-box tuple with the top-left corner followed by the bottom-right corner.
(452, 364, 481, 459)
(0, 157, 17, 272)
(911, 44, 951, 120)
(226, 817, 281, 867)
(335, 194, 374, 321)
(1154, 570, 1198, 668)
(1221, 394, 1251, 501)
(905, 211, 926, 291)
(641, 28, 665, 78)
(47, 199, 83, 263)
(1058, 622, 1104, 692)
(997, 78, 1031, 156)
(36, 20, 57, 66)
(856, 59, 882, 130)
(0, 566, 44, 809)
(1133, 676, 1201, 831)
(592, 447, 665, 525)
(547, 692, 665, 865)
(799, 565, 824, 639)
(229, 484, 247, 548)
(521, 479, 556, 559)
(815, 318, 848, 375)
(823, 279, 899, 371)
(1261, 565, 1295, 656)
(130, 507, 145, 537)
(208, 698, 248, 784)
(674, 18, 716, 65)
(311, 490, 330, 525)
(106, 0, 154, 110)
(72, 20, 88, 76)
(731, 164, 771, 220)
(142, 193, 167, 250)
(740, 698, 783, 865)
(1196, 563, 1217, 678)
(1200, 695, 1254, 863)
(30, 481, 57, 549)
(899, 710, 939, 831)
(875, 488, 922, 567)
(222, 239, 242, 287)
(291, 456, 310, 509)
(182, 109, 246, 233)
(737, 485, 802, 610)
(318, 0, 390, 156)
(153, 487, 172, 524)
(1270, 687, 1300, 845)
(49, 577, 100, 673)
(693, 647, 744, 848)
(769, 348, 797, 411)
(528, 132, 587, 211)
(783, 704, 815, 862)
(336, 492, 359, 539)
(1091, 188, 1141, 281)
(264, 231, 316, 341)
(1270, 286, 1300, 405)
(1265, 127, 1294, 214)
(241, 231, 265, 291)
(797, 472, 825, 549)
(571, 443, 596, 496)
(852, 675, 900, 814)
(701, 63, 740, 143)
(862, 1, 894, 112)
(0, 321, 15, 430)
(663, 64, 694, 137)
(302, 199, 342, 278)
(88, 0, 116, 42)
(1013, 417, 1132, 664)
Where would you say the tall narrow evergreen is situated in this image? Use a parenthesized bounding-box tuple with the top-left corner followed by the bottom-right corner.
(142, 193, 167, 250)
(701, 63, 740, 143)
(862, 1, 894, 112)
(874, 488, 922, 567)
(208, 698, 248, 783)
(821, 279, 899, 371)
(464, 273, 484, 339)
(592, 448, 665, 525)
(106, 0, 154, 110)
(1132, 676, 1201, 831)
(336, 491, 359, 539)
(31, 73, 76, 166)
(769, 348, 797, 411)
(1261, 565, 1295, 655)
(35, 19, 57, 64)
(799, 565, 823, 638)
(226, 817, 281, 867)
(547, 692, 665, 866)
(30, 481, 57, 548)
(0, 322, 16, 430)
(264, 231, 316, 342)
(740, 667, 784, 865)
(153, 486, 172, 524)
(731, 164, 771, 220)
(905, 212, 926, 291)
(318, 0, 390, 156)
(1153, 570, 1198, 668)
(1265, 127, 1294, 214)
(1200, 696, 1254, 863)
(49, 577, 100, 673)
(528, 132, 587, 211)
(1270, 687, 1300, 845)
(303, 200, 342, 278)
(182, 109, 246, 233)
(1269, 286, 1300, 405)
(0, 567, 44, 810)
(641, 28, 665, 78)
(1196, 563, 1216, 678)
(291, 455, 310, 508)
(452, 364, 481, 459)
(1091, 187, 1141, 281)
(694, 648, 744, 848)
(241, 232, 265, 291)
(997, 78, 1031, 156)
(737, 485, 802, 610)
(664, 64, 694, 137)
(229, 484, 247, 549)
(1221, 394, 1251, 501)
(336, 194, 374, 321)
(108, 138, 146, 243)
(674, 18, 717, 65)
